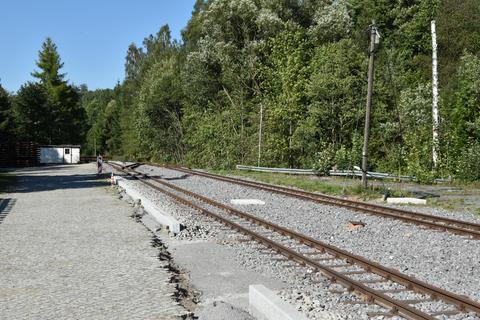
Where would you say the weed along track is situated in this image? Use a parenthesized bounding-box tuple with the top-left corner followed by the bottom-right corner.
(149, 163, 480, 240)
(108, 162, 480, 320)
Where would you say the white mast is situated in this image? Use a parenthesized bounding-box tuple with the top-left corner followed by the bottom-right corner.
(431, 20, 440, 167)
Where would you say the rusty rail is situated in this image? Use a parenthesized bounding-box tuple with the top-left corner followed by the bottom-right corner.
(109, 161, 480, 320)
(150, 163, 480, 239)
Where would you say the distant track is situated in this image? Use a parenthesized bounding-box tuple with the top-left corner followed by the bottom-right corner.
(109, 161, 480, 320)
(146, 163, 480, 239)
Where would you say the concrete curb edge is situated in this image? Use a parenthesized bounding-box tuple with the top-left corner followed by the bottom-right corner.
(116, 176, 182, 234)
(249, 284, 308, 320)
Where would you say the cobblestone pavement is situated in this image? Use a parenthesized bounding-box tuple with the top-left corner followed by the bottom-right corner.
(0, 164, 187, 320)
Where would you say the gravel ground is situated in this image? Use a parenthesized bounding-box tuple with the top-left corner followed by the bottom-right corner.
(206, 170, 480, 224)
(107, 162, 480, 319)
(377, 200, 480, 224)
(111, 175, 368, 319)
(129, 164, 480, 318)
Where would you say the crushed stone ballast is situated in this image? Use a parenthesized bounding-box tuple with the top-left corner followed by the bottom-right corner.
(108, 162, 480, 320)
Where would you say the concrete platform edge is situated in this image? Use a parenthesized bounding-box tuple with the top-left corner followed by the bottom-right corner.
(116, 176, 182, 234)
(249, 284, 308, 320)
(386, 197, 427, 205)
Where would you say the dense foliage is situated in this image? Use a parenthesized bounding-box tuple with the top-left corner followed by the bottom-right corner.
(2, 0, 480, 181)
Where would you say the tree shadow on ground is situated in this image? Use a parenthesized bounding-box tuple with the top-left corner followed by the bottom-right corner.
(145, 174, 190, 181)
(163, 174, 190, 181)
(12, 172, 110, 193)
(1, 164, 72, 173)
(0, 198, 16, 224)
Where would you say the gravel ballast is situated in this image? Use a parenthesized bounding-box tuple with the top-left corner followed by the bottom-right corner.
(112, 163, 480, 319)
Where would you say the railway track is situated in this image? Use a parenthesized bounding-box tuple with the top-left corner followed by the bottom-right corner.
(145, 163, 480, 239)
(109, 161, 480, 320)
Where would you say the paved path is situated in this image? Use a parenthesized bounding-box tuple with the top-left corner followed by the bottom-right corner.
(0, 164, 186, 319)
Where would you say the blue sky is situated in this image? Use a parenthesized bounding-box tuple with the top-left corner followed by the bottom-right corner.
(0, 0, 196, 93)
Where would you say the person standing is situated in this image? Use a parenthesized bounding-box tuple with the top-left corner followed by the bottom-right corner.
(97, 155, 103, 174)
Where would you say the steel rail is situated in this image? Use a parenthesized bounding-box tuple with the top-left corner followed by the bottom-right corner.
(152, 164, 480, 239)
(109, 162, 480, 319)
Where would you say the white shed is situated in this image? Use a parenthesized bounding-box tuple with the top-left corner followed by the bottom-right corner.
(39, 145, 81, 164)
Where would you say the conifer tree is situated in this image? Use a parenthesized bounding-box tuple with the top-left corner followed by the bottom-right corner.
(0, 84, 15, 141)
(13, 82, 52, 143)
(27, 38, 85, 144)
(31, 37, 65, 87)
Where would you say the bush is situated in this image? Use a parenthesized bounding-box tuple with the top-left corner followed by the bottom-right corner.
(314, 144, 335, 175)
(456, 143, 480, 181)
(334, 146, 351, 170)
(404, 143, 434, 184)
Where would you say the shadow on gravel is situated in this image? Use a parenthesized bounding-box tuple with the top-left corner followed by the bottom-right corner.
(164, 174, 190, 181)
(2, 164, 71, 173)
(137, 174, 190, 181)
(0, 198, 16, 224)
(12, 173, 109, 193)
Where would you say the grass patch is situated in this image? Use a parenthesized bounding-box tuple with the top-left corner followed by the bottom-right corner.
(211, 169, 343, 194)
(0, 171, 16, 193)
(445, 179, 480, 189)
(427, 197, 466, 211)
(209, 169, 409, 200)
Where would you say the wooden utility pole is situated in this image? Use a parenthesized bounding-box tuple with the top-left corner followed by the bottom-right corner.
(362, 20, 379, 188)
(431, 20, 440, 167)
(257, 103, 263, 167)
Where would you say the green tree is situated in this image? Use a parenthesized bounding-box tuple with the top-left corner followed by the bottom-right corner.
(181, 0, 270, 167)
(296, 39, 365, 167)
(0, 84, 15, 141)
(181, 0, 209, 48)
(103, 100, 122, 152)
(443, 53, 480, 159)
(261, 24, 311, 167)
(82, 88, 114, 155)
(13, 83, 52, 143)
(135, 57, 185, 162)
(309, 0, 352, 43)
(125, 44, 145, 82)
(437, 0, 480, 85)
(397, 83, 434, 182)
(30, 38, 85, 144)
(32, 37, 65, 87)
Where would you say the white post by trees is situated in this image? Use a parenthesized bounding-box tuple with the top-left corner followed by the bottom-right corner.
(257, 103, 263, 167)
(431, 20, 440, 167)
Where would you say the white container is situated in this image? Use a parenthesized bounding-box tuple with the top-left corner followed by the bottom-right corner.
(39, 145, 81, 164)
